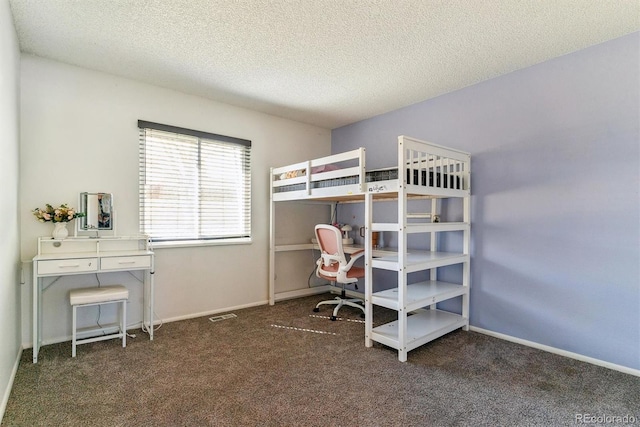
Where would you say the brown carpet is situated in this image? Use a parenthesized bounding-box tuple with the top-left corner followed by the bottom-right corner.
(3, 294, 639, 426)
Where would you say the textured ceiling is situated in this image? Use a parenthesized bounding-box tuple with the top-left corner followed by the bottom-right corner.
(8, 0, 640, 129)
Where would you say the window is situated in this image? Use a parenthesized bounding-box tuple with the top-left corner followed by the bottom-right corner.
(138, 120, 251, 243)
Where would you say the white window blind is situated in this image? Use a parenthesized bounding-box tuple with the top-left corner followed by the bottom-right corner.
(138, 121, 251, 242)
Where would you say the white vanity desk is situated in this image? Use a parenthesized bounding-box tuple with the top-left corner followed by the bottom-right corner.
(32, 235, 155, 363)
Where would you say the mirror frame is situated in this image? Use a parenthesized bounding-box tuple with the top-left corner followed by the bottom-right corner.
(79, 192, 113, 231)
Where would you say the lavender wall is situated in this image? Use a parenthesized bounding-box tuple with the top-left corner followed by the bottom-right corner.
(332, 33, 639, 370)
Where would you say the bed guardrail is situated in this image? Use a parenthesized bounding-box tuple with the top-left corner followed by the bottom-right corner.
(271, 137, 469, 198)
(272, 148, 366, 195)
(400, 136, 470, 193)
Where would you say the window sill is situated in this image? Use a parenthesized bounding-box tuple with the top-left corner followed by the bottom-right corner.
(150, 237, 252, 249)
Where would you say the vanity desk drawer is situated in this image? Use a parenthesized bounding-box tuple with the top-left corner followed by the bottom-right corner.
(100, 255, 152, 271)
(38, 258, 99, 275)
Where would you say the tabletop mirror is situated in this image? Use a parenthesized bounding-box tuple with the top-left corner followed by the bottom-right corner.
(79, 192, 113, 231)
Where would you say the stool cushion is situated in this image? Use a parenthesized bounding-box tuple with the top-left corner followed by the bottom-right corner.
(70, 285, 129, 305)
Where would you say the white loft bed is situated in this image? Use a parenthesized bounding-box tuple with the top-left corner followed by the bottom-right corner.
(271, 137, 469, 203)
(269, 135, 471, 361)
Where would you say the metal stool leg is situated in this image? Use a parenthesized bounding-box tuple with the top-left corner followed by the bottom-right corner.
(72, 305, 77, 357)
(121, 299, 126, 348)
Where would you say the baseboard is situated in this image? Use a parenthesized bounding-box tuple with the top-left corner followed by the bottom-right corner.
(23, 321, 148, 349)
(470, 326, 640, 377)
(156, 300, 268, 324)
(275, 285, 331, 302)
(23, 300, 271, 349)
(0, 345, 22, 424)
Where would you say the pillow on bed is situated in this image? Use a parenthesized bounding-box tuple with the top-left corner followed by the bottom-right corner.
(278, 164, 339, 180)
(311, 164, 339, 174)
(279, 169, 306, 180)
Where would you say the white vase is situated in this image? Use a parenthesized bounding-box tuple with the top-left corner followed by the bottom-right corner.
(52, 222, 69, 239)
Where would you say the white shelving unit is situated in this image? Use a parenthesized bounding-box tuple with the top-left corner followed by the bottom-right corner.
(363, 140, 471, 362)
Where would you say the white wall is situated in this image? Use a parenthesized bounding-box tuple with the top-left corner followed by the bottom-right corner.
(0, 0, 22, 421)
(20, 55, 331, 346)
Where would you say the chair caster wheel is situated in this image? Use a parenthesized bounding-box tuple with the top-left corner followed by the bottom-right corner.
(330, 316, 337, 321)
(313, 308, 320, 312)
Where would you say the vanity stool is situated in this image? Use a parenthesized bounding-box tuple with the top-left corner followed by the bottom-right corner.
(69, 285, 129, 357)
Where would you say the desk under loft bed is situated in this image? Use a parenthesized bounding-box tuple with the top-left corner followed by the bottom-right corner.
(269, 135, 471, 362)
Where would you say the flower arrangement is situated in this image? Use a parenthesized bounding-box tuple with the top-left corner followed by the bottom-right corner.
(32, 204, 86, 223)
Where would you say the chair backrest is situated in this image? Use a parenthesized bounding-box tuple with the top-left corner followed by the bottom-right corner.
(315, 224, 350, 283)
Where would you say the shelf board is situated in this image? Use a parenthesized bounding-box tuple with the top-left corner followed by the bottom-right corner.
(371, 251, 468, 272)
(34, 249, 153, 261)
(370, 309, 467, 352)
(274, 243, 314, 252)
(406, 222, 469, 233)
(370, 222, 469, 233)
(371, 222, 400, 232)
(371, 280, 467, 312)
